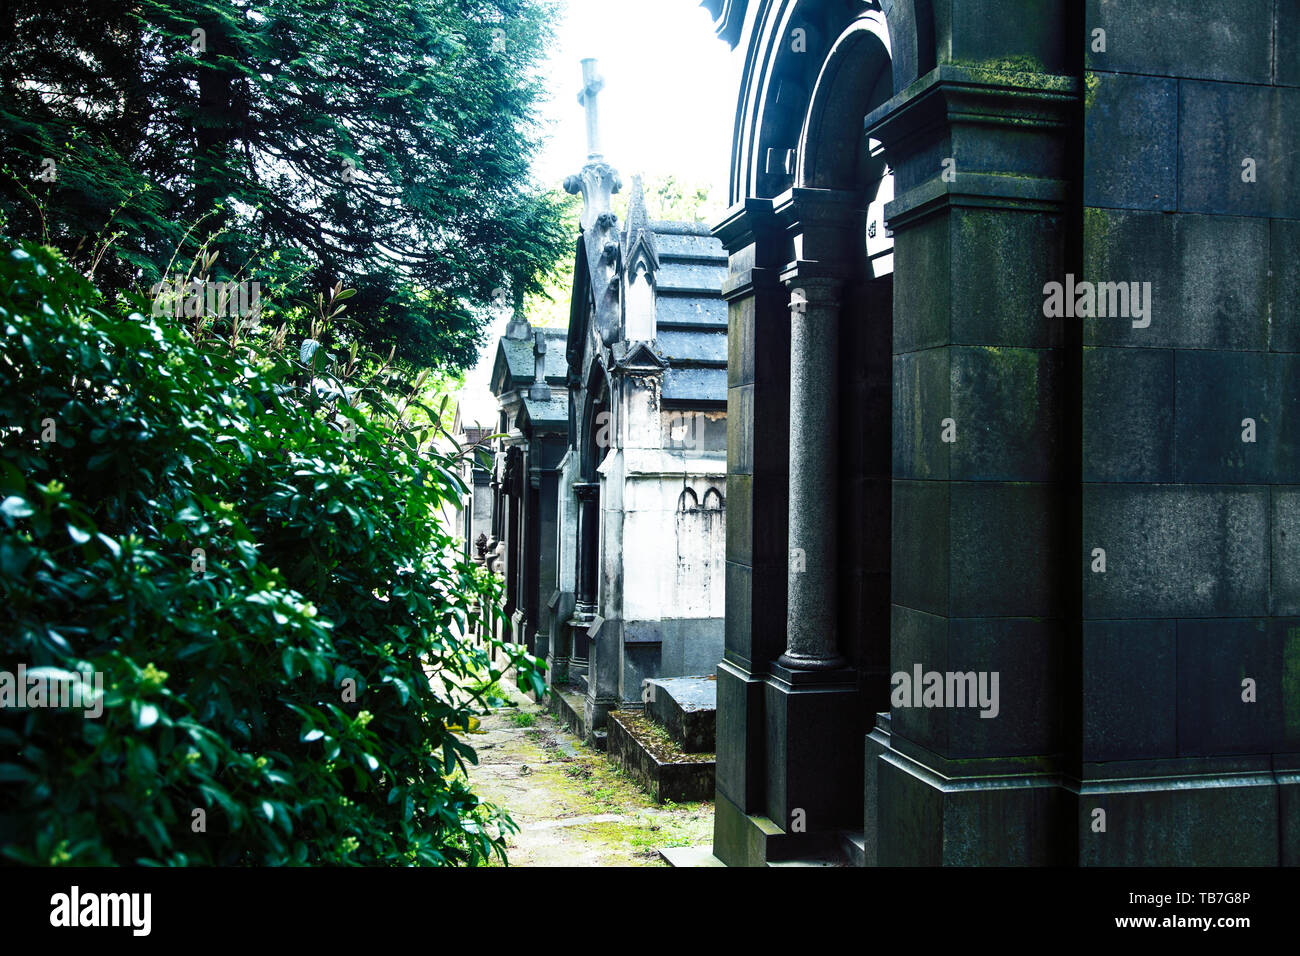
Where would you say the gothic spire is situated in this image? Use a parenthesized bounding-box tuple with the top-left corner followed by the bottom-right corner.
(624, 175, 659, 276)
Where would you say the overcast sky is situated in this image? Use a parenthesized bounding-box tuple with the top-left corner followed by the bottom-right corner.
(532, 0, 736, 204)
(458, 0, 736, 423)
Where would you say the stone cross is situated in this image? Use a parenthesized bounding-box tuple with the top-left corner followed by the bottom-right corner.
(564, 58, 622, 234)
(577, 57, 604, 160)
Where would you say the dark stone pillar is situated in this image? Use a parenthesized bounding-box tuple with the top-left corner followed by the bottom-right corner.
(524, 470, 542, 660)
(781, 273, 845, 671)
(711, 200, 792, 866)
(574, 482, 600, 613)
(571, 481, 599, 666)
(531, 461, 559, 672)
(867, 61, 1077, 865)
(761, 189, 866, 838)
(509, 446, 528, 647)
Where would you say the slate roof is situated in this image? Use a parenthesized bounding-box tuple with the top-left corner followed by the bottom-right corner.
(492, 327, 569, 396)
(519, 392, 569, 430)
(643, 219, 727, 405)
(560, 174, 728, 408)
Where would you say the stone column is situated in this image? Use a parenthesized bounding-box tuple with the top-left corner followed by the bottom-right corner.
(780, 274, 846, 671)
(709, 199, 793, 866)
(756, 190, 864, 844)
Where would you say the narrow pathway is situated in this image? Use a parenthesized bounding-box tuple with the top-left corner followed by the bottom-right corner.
(467, 681, 713, 866)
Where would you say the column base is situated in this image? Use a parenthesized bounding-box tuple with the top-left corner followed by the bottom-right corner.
(712, 790, 843, 867)
(776, 650, 847, 671)
(763, 662, 863, 833)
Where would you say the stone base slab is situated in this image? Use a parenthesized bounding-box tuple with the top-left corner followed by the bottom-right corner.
(606, 711, 714, 803)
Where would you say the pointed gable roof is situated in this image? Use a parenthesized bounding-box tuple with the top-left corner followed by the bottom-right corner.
(623, 175, 660, 277)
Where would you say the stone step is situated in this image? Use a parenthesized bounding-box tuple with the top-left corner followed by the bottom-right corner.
(545, 684, 586, 740)
(766, 856, 850, 867)
(839, 830, 866, 867)
(643, 675, 717, 753)
(658, 845, 724, 867)
(606, 710, 715, 803)
(766, 832, 860, 867)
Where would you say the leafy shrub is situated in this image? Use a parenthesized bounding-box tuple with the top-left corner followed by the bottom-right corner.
(0, 240, 541, 865)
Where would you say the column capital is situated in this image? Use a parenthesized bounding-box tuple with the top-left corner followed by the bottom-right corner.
(781, 268, 844, 316)
(772, 187, 864, 278)
(573, 481, 600, 501)
(780, 267, 844, 295)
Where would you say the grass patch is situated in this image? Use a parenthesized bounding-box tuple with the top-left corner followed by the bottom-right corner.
(466, 677, 513, 708)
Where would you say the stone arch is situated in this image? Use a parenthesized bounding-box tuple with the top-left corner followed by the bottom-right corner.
(702, 487, 724, 511)
(677, 487, 700, 512)
(794, 11, 892, 192)
(775, 0, 900, 727)
(795, 9, 896, 279)
(726, 0, 928, 204)
(579, 360, 611, 483)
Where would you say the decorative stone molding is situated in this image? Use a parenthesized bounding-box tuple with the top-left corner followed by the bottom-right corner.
(865, 65, 1080, 230)
(565, 162, 624, 235)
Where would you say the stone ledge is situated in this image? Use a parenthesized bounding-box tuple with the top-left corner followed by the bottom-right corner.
(606, 711, 715, 803)
(659, 845, 724, 867)
(546, 684, 588, 741)
(645, 675, 717, 753)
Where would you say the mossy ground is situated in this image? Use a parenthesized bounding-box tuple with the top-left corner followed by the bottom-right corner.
(610, 711, 714, 764)
(465, 680, 713, 866)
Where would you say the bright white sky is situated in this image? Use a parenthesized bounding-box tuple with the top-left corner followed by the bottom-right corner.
(457, 0, 736, 424)
(532, 0, 736, 200)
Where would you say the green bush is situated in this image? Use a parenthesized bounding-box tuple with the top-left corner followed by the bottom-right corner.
(0, 240, 541, 865)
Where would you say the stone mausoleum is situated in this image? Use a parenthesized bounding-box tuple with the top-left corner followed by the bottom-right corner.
(556, 62, 729, 744)
(481, 61, 730, 755)
(484, 312, 571, 658)
(697, 0, 1300, 866)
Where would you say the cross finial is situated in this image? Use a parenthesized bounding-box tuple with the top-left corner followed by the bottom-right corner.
(564, 58, 620, 234)
(577, 58, 604, 160)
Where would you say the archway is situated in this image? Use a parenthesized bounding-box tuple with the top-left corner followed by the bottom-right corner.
(792, 10, 895, 714)
(707, 0, 921, 865)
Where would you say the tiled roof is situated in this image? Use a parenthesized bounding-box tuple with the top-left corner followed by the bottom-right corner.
(495, 327, 569, 394)
(645, 221, 726, 403)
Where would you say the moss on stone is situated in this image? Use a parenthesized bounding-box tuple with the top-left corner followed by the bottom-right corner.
(952, 54, 1047, 79)
(1284, 625, 1300, 740)
(1084, 71, 1102, 112)
(1083, 206, 1116, 263)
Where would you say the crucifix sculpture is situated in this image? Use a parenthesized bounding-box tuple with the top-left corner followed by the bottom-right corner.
(564, 58, 622, 235)
(578, 58, 604, 161)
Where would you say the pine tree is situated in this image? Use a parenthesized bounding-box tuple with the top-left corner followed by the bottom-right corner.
(0, 0, 571, 370)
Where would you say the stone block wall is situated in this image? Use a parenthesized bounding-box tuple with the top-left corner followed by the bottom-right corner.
(1077, 0, 1299, 865)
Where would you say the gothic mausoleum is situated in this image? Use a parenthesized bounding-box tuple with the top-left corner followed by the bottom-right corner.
(480, 62, 730, 770)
